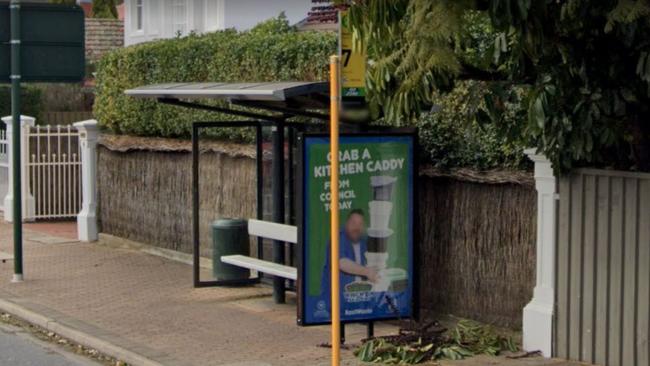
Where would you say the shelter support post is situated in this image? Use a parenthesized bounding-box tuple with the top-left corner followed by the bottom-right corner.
(74, 120, 99, 242)
(256, 124, 264, 269)
(366, 322, 374, 339)
(288, 127, 295, 265)
(522, 149, 557, 357)
(272, 120, 286, 303)
(192, 123, 200, 288)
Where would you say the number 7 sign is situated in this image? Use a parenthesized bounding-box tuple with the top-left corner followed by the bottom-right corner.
(339, 10, 366, 98)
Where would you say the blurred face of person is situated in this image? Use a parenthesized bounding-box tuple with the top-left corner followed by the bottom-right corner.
(345, 213, 365, 242)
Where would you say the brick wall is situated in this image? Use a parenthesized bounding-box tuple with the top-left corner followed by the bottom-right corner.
(85, 18, 124, 62)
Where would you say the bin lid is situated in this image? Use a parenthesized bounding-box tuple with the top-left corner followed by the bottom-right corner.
(212, 218, 248, 228)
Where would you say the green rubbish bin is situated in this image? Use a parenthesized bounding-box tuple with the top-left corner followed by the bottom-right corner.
(212, 219, 250, 280)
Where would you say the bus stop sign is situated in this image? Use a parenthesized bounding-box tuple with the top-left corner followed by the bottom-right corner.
(0, 2, 85, 83)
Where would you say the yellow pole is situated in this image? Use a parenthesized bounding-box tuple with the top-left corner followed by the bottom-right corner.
(329, 54, 341, 366)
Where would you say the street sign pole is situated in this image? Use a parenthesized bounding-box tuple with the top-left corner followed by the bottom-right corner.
(9, 0, 23, 283)
(329, 55, 341, 366)
(1, 1, 84, 283)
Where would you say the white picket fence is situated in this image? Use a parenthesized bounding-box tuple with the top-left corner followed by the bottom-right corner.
(0, 120, 82, 220)
(0, 116, 99, 241)
(26, 125, 82, 220)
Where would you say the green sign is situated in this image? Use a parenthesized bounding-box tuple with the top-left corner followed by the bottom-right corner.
(0, 2, 85, 83)
(298, 132, 416, 325)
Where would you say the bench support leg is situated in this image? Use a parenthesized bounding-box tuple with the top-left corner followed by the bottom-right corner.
(366, 322, 374, 339)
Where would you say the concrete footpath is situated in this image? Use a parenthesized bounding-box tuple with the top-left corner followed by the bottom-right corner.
(0, 222, 585, 366)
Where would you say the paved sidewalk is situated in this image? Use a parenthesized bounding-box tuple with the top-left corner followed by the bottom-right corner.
(0, 222, 585, 366)
(0, 222, 383, 366)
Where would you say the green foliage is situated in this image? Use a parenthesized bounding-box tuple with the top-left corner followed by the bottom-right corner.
(92, 0, 118, 19)
(341, 0, 650, 172)
(0, 86, 43, 122)
(355, 338, 433, 364)
(35, 83, 94, 112)
(344, 0, 466, 122)
(94, 16, 337, 140)
(416, 81, 527, 170)
(248, 12, 295, 35)
(355, 320, 518, 364)
(445, 320, 518, 357)
(485, 0, 650, 172)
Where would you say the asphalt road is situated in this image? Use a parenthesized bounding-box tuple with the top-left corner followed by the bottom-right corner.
(0, 323, 98, 366)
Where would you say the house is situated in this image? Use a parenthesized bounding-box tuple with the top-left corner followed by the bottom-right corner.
(123, 0, 314, 46)
(77, 0, 93, 17)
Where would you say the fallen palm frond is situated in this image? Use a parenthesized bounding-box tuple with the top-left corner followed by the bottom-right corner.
(354, 319, 518, 364)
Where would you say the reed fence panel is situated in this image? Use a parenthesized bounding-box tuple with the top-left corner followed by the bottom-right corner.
(97, 137, 537, 327)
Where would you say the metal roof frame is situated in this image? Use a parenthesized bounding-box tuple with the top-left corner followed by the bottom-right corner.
(125, 81, 331, 121)
(125, 81, 329, 101)
(125, 81, 336, 301)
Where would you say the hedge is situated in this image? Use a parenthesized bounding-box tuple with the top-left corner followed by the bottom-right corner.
(0, 85, 43, 123)
(94, 17, 527, 170)
(415, 81, 528, 170)
(94, 17, 337, 140)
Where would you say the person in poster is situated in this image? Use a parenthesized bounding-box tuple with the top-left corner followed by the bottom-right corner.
(320, 209, 378, 301)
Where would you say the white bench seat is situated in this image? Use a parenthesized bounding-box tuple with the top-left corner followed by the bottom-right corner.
(220, 220, 298, 281)
(248, 219, 298, 244)
(221, 255, 297, 280)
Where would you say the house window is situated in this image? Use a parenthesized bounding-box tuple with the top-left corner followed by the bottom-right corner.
(171, 0, 188, 36)
(135, 0, 144, 31)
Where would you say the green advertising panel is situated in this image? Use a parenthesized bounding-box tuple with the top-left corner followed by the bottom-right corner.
(0, 2, 85, 83)
(298, 132, 416, 325)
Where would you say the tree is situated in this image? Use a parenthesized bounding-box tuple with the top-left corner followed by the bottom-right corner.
(339, 0, 650, 172)
(92, 0, 118, 19)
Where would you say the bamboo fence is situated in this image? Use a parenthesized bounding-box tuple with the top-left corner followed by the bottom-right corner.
(97, 135, 536, 327)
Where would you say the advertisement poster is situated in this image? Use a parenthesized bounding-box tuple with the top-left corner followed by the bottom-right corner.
(299, 134, 415, 325)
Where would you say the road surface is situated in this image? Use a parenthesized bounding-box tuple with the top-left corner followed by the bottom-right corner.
(0, 323, 98, 366)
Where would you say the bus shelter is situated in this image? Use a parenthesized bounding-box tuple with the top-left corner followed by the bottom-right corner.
(125, 81, 332, 304)
(125, 82, 417, 339)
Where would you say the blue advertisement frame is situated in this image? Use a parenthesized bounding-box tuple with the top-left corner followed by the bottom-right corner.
(297, 130, 418, 326)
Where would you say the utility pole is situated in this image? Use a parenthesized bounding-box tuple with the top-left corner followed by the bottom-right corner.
(329, 54, 341, 366)
(9, 0, 23, 283)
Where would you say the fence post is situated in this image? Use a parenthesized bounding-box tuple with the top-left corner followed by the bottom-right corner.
(522, 149, 557, 357)
(74, 119, 99, 242)
(1, 115, 35, 222)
